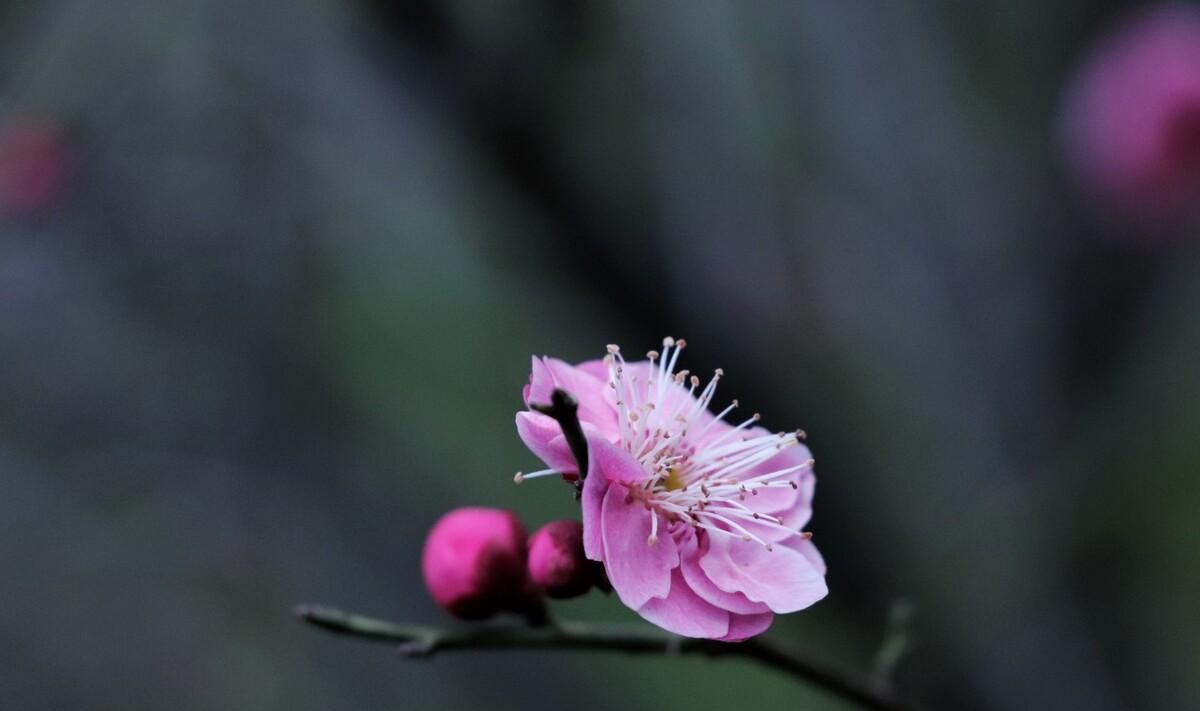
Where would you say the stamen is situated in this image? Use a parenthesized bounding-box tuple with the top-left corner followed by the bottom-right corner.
(592, 338, 814, 552)
(513, 468, 559, 484)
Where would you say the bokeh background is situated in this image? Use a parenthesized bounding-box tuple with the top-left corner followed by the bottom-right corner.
(3, 1, 1198, 709)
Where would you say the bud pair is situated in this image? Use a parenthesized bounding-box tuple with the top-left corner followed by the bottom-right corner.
(422, 508, 600, 621)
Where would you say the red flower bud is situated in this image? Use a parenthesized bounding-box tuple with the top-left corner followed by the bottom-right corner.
(527, 519, 598, 599)
(422, 507, 539, 620)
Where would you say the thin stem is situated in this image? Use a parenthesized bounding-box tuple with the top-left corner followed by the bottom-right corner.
(294, 604, 923, 711)
(872, 599, 915, 692)
(530, 388, 589, 480)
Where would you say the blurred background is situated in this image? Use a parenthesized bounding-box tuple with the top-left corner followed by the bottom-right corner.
(2, 1, 1199, 709)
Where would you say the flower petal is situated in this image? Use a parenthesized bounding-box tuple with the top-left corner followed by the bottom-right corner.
(582, 437, 646, 561)
(752, 472, 816, 543)
(637, 569, 730, 639)
(580, 441, 609, 561)
(742, 434, 814, 515)
(592, 437, 647, 484)
(525, 356, 618, 436)
(575, 358, 611, 382)
(719, 611, 775, 642)
(784, 536, 827, 576)
(679, 538, 770, 615)
(515, 411, 577, 473)
(600, 485, 678, 610)
(699, 534, 827, 614)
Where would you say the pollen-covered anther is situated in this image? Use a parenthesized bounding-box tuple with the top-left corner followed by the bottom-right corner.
(513, 472, 525, 484)
(607, 344, 620, 354)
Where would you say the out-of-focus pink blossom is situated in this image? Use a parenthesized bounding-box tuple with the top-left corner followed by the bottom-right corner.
(0, 116, 66, 214)
(527, 519, 602, 598)
(516, 339, 826, 640)
(1060, 5, 1200, 228)
(421, 507, 539, 620)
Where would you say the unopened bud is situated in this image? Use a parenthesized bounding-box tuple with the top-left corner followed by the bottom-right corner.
(421, 507, 540, 620)
(526, 519, 599, 599)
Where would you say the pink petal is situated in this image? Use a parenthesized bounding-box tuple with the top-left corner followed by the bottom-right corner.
(582, 437, 645, 561)
(637, 569, 730, 639)
(679, 539, 770, 615)
(592, 437, 648, 484)
(525, 356, 618, 436)
(752, 472, 816, 543)
(524, 356, 554, 407)
(741, 434, 814, 515)
(580, 444, 609, 562)
(785, 537, 827, 576)
(575, 358, 611, 381)
(699, 534, 827, 614)
(600, 485, 678, 610)
(719, 612, 775, 642)
(515, 411, 577, 473)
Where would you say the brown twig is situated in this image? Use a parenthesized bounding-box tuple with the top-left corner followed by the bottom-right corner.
(294, 604, 923, 711)
(529, 388, 589, 480)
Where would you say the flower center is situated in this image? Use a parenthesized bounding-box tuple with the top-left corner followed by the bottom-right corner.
(605, 338, 813, 551)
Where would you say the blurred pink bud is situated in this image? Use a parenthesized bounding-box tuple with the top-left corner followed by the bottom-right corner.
(421, 507, 539, 620)
(527, 519, 598, 599)
(0, 116, 66, 214)
(1060, 5, 1200, 230)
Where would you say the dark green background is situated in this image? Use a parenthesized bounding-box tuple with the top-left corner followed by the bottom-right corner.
(1, 1, 1195, 709)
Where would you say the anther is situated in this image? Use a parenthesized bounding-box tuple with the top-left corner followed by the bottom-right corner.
(607, 344, 620, 354)
(800, 531, 813, 540)
(513, 472, 525, 484)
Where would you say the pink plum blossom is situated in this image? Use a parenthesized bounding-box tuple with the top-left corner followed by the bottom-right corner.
(422, 507, 540, 620)
(516, 338, 827, 640)
(1060, 4, 1200, 228)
